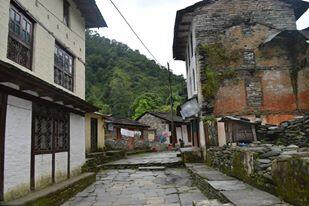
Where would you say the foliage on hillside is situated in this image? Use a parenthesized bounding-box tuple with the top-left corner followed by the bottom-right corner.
(85, 30, 187, 118)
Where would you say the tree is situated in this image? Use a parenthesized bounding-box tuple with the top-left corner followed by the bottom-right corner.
(85, 30, 187, 117)
(131, 93, 162, 119)
(109, 68, 133, 117)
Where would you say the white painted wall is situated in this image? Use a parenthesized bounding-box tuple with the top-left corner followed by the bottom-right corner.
(0, 0, 86, 99)
(186, 25, 198, 99)
(176, 127, 183, 142)
(3, 96, 32, 200)
(181, 125, 189, 145)
(217, 121, 227, 147)
(35, 154, 52, 189)
(199, 120, 207, 158)
(55, 152, 68, 183)
(70, 113, 85, 176)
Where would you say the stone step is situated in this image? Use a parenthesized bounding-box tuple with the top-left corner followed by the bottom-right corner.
(98, 160, 183, 170)
(193, 199, 234, 206)
(138, 166, 166, 171)
(186, 163, 288, 206)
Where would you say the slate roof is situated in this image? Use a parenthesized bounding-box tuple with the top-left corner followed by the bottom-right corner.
(173, 0, 210, 61)
(137, 112, 186, 123)
(260, 30, 308, 47)
(73, 0, 107, 28)
(106, 116, 150, 128)
(219, 116, 259, 125)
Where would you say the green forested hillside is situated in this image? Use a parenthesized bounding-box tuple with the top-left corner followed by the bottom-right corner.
(85, 31, 187, 118)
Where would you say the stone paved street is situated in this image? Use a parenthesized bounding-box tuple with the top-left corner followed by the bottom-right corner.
(102, 152, 182, 168)
(62, 168, 207, 206)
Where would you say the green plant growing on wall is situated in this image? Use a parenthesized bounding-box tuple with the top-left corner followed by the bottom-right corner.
(198, 43, 240, 103)
(202, 115, 217, 125)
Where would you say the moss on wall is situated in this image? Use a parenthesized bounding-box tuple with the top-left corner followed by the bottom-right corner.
(206, 147, 309, 206)
(198, 43, 240, 105)
(231, 150, 247, 180)
(24, 174, 96, 206)
(4, 183, 30, 202)
(272, 157, 309, 206)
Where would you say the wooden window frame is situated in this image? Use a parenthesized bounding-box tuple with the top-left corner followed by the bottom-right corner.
(7, 2, 34, 70)
(54, 43, 74, 91)
(63, 0, 70, 27)
(31, 103, 70, 188)
(32, 103, 70, 155)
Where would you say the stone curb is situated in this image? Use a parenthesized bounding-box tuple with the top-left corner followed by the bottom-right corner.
(2, 173, 96, 206)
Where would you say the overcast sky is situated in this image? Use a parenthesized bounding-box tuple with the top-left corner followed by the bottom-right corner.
(95, 0, 309, 78)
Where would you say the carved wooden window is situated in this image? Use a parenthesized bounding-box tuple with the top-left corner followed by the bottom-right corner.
(33, 104, 69, 154)
(54, 44, 74, 91)
(7, 4, 33, 69)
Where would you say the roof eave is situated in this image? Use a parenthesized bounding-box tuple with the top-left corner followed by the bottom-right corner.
(173, 0, 210, 61)
(73, 0, 108, 29)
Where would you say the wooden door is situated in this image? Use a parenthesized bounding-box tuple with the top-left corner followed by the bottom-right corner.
(0, 93, 7, 201)
(90, 118, 98, 152)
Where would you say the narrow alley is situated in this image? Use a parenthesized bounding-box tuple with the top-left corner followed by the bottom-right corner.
(62, 152, 206, 206)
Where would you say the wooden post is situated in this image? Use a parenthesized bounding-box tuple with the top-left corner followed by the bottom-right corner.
(0, 94, 7, 201)
(116, 127, 121, 140)
(140, 130, 144, 140)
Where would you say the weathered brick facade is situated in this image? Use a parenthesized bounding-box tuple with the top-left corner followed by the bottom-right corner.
(174, 0, 309, 125)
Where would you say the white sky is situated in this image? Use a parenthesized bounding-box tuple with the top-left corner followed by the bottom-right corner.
(95, 0, 309, 78)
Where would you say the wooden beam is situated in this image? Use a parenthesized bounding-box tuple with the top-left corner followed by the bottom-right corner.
(0, 93, 7, 200)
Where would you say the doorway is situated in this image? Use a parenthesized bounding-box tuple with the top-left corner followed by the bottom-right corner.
(90, 118, 98, 152)
(0, 93, 7, 201)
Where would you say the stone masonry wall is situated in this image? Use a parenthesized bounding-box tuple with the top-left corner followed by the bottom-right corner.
(257, 116, 309, 147)
(138, 114, 168, 137)
(206, 143, 309, 206)
(191, 0, 308, 117)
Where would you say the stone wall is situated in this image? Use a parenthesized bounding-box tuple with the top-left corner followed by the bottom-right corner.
(206, 143, 309, 206)
(257, 116, 309, 147)
(189, 0, 308, 117)
(105, 137, 150, 151)
(138, 113, 168, 137)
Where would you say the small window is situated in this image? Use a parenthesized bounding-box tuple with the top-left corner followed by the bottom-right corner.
(7, 4, 33, 69)
(63, 0, 70, 27)
(192, 68, 196, 92)
(190, 33, 194, 57)
(54, 44, 74, 91)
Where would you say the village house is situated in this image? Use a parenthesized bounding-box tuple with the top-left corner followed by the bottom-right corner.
(137, 112, 191, 146)
(173, 0, 309, 152)
(85, 112, 106, 154)
(105, 116, 150, 150)
(0, 0, 106, 201)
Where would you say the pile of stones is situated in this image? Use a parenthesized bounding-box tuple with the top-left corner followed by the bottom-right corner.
(257, 116, 309, 147)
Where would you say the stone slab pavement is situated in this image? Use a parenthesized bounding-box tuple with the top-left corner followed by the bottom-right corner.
(186, 164, 290, 206)
(102, 152, 182, 168)
(62, 168, 208, 206)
